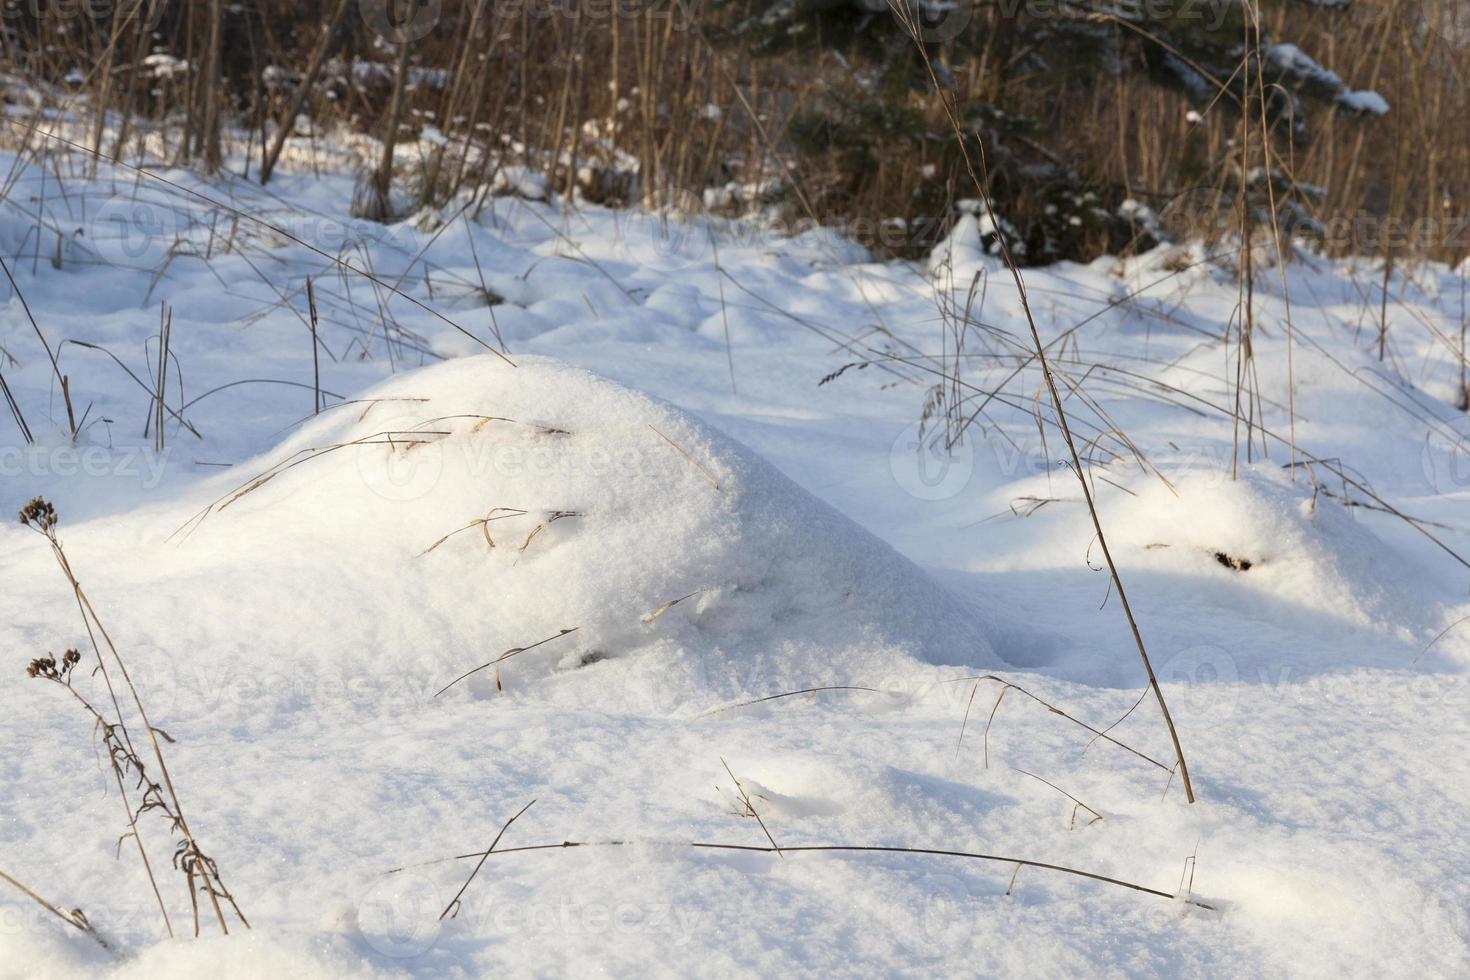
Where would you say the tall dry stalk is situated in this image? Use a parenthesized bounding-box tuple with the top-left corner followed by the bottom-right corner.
(1243, 0, 1299, 476)
(260, 0, 352, 186)
(1458, 262, 1468, 410)
(198, 0, 225, 172)
(888, 1, 1197, 802)
(356, 27, 414, 222)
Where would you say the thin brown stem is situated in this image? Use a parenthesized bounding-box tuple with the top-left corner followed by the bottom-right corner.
(889, 9, 1197, 802)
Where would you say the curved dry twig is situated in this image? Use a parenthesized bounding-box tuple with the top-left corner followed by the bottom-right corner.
(0, 866, 111, 951)
(947, 675, 1171, 773)
(434, 628, 581, 697)
(392, 838, 1217, 911)
(439, 800, 536, 920)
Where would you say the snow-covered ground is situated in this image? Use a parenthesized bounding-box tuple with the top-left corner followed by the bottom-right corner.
(2, 149, 1470, 978)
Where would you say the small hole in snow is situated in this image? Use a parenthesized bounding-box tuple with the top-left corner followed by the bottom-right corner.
(1213, 551, 1254, 572)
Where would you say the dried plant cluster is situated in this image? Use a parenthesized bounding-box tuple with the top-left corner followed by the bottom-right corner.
(17, 498, 248, 941)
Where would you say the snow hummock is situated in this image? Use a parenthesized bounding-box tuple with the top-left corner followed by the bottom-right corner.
(1109, 466, 1428, 634)
(124, 355, 992, 706)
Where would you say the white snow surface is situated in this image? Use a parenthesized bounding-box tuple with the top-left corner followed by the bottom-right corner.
(1, 151, 1470, 978)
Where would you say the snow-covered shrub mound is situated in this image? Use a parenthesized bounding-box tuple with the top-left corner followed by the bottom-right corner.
(1108, 465, 1425, 633)
(160, 355, 990, 707)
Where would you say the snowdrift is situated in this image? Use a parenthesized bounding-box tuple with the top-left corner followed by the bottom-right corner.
(153, 355, 991, 707)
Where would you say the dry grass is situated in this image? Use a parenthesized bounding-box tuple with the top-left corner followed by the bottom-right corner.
(0, 2, 1462, 264)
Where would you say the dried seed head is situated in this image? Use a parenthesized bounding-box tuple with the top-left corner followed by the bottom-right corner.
(26, 655, 59, 680)
(18, 497, 58, 531)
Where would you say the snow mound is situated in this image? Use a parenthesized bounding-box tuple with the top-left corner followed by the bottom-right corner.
(164, 355, 990, 706)
(1109, 464, 1425, 633)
